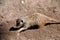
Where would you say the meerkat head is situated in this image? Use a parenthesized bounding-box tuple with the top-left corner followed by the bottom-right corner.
(16, 18, 24, 28)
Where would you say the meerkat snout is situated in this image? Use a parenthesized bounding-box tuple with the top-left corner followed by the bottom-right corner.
(16, 19, 24, 28)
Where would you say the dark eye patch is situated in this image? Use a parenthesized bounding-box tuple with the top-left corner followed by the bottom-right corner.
(16, 19, 20, 26)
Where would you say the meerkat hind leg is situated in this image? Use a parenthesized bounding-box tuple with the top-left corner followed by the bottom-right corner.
(39, 24, 45, 28)
(38, 22, 46, 28)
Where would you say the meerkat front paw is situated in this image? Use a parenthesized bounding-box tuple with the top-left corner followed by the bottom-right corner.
(17, 28, 27, 33)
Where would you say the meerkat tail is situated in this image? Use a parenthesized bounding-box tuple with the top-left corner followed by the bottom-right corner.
(47, 17, 58, 22)
(39, 13, 59, 22)
(41, 14, 58, 22)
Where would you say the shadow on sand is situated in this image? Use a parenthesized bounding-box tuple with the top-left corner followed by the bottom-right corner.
(9, 22, 60, 31)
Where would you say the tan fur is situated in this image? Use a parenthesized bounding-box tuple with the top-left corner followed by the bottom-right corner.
(16, 13, 58, 32)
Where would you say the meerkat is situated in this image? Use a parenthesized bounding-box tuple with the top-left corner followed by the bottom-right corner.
(15, 13, 58, 32)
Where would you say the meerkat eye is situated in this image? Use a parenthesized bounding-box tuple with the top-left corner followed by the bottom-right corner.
(21, 20, 23, 22)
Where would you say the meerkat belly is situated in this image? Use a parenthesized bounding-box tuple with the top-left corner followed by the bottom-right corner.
(36, 16, 48, 26)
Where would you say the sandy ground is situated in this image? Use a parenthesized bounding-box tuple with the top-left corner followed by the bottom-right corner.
(0, 0, 60, 40)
